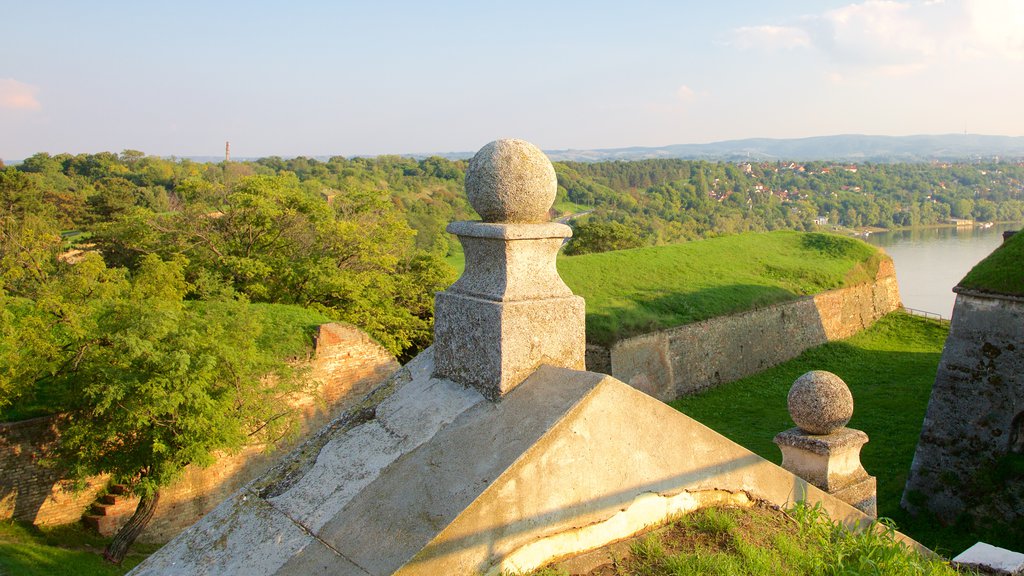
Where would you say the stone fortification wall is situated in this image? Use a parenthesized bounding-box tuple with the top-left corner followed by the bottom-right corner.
(604, 258, 900, 401)
(0, 323, 399, 542)
(902, 290, 1024, 525)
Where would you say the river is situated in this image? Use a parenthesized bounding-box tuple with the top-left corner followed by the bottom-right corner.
(862, 223, 1020, 320)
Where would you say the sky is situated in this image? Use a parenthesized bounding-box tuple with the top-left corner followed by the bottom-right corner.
(2, 0, 1023, 160)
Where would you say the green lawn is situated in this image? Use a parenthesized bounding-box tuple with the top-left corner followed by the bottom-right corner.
(670, 312, 1019, 556)
(0, 520, 159, 576)
(559, 231, 882, 346)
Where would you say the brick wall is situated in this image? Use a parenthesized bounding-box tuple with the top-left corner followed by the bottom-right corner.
(0, 322, 399, 542)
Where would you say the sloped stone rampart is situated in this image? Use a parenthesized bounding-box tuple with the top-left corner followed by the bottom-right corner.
(603, 258, 900, 400)
(0, 323, 399, 542)
(902, 290, 1024, 524)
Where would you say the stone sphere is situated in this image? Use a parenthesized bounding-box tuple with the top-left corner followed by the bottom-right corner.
(787, 370, 853, 435)
(465, 139, 557, 223)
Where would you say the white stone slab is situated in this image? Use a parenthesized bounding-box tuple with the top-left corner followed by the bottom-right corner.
(953, 542, 1024, 575)
(269, 363, 483, 533)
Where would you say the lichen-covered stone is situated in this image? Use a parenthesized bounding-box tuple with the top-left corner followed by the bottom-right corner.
(465, 139, 557, 223)
(787, 370, 853, 435)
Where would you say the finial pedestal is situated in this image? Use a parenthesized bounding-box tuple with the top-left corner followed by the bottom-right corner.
(433, 139, 586, 400)
(775, 371, 877, 516)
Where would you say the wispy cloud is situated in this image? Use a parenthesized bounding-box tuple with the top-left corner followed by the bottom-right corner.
(731, 25, 811, 50)
(676, 84, 696, 102)
(732, 0, 1024, 75)
(0, 79, 41, 111)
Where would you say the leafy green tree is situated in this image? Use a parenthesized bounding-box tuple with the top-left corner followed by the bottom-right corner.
(565, 219, 647, 256)
(32, 256, 306, 563)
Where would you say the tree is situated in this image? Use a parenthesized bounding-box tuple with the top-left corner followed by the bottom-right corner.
(564, 219, 646, 255)
(44, 255, 306, 563)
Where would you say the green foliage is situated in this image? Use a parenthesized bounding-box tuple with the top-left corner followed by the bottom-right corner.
(558, 231, 883, 345)
(523, 504, 959, 576)
(90, 173, 453, 359)
(786, 503, 960, 576)
(17, 255, 306, 498)
(564, 219, 647, 255)
(958, 230, 1024, 295)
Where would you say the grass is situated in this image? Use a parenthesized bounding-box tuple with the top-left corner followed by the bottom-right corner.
(0, 519, 160, 576)
(669, 312, 1021, 555)
(524, 503, 962, 576)
(552, 199, 593, 216)
(559, 231, 883, 346)
(958, 229, 1024, 296)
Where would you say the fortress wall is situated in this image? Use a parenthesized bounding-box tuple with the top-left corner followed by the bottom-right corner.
(0, 323, 399, 542)
(605, 259, 901, 401)
(902, 290, 1024, 524)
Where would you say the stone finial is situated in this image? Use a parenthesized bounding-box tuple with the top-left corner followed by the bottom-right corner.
(775, 370, 876, 516)
(787, 370, 853, 435)
(433, 139, 585, 400)
(465, 139, 557, 223)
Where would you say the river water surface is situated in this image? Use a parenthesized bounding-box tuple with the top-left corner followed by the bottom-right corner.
(863, 223, 1020, 319)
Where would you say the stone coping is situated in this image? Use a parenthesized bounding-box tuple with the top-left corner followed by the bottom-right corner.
(953, 286, 1024, 304)
(773, 427, 868, 455)
(446, 220, 572, 240)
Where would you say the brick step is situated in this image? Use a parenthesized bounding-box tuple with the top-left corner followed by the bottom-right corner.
(82, 514, 119, 537)
(109, 484, 128, 495)
(100, 494, 118, 505)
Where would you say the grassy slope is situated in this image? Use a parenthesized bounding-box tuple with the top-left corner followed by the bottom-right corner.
(958, 230, 1024, 296)
(0, 520, 160, 576)
(559, 231, 882, 346)
(532, 504, 959, 576)
(670, 312, 1019, 555)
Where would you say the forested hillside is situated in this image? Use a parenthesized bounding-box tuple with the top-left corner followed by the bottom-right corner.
(4, 152, 1023, 356)
(557, 159, 1024, 253)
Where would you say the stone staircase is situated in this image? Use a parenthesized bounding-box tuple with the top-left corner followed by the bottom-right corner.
(82, 485, 135, 536)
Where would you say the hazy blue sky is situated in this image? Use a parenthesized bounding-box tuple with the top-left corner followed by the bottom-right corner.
(2, 0, 1022, 159)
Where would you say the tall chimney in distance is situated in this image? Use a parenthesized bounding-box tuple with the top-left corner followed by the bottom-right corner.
(225, 141, 231, 163)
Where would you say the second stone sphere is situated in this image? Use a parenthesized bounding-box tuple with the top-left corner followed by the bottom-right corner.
(465, 139, 557, 223)
(787, 370, 854, 435)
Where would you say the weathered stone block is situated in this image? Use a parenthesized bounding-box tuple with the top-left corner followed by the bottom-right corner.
(434, 291, 585, 399)
(775, 427, 876, 516)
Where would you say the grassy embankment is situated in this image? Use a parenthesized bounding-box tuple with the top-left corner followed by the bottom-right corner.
(559, 231, 883, 346)
(958, 229, 1024, 296)
(526, 503, 962, 576)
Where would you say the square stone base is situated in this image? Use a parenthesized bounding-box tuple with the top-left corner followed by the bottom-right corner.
(433, 291, 586, 399)
(833, 475, 877, 517)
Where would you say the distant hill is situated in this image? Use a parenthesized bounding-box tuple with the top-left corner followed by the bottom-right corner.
(543, 134, 1024, 163)
(144, 134, 1024, 165)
